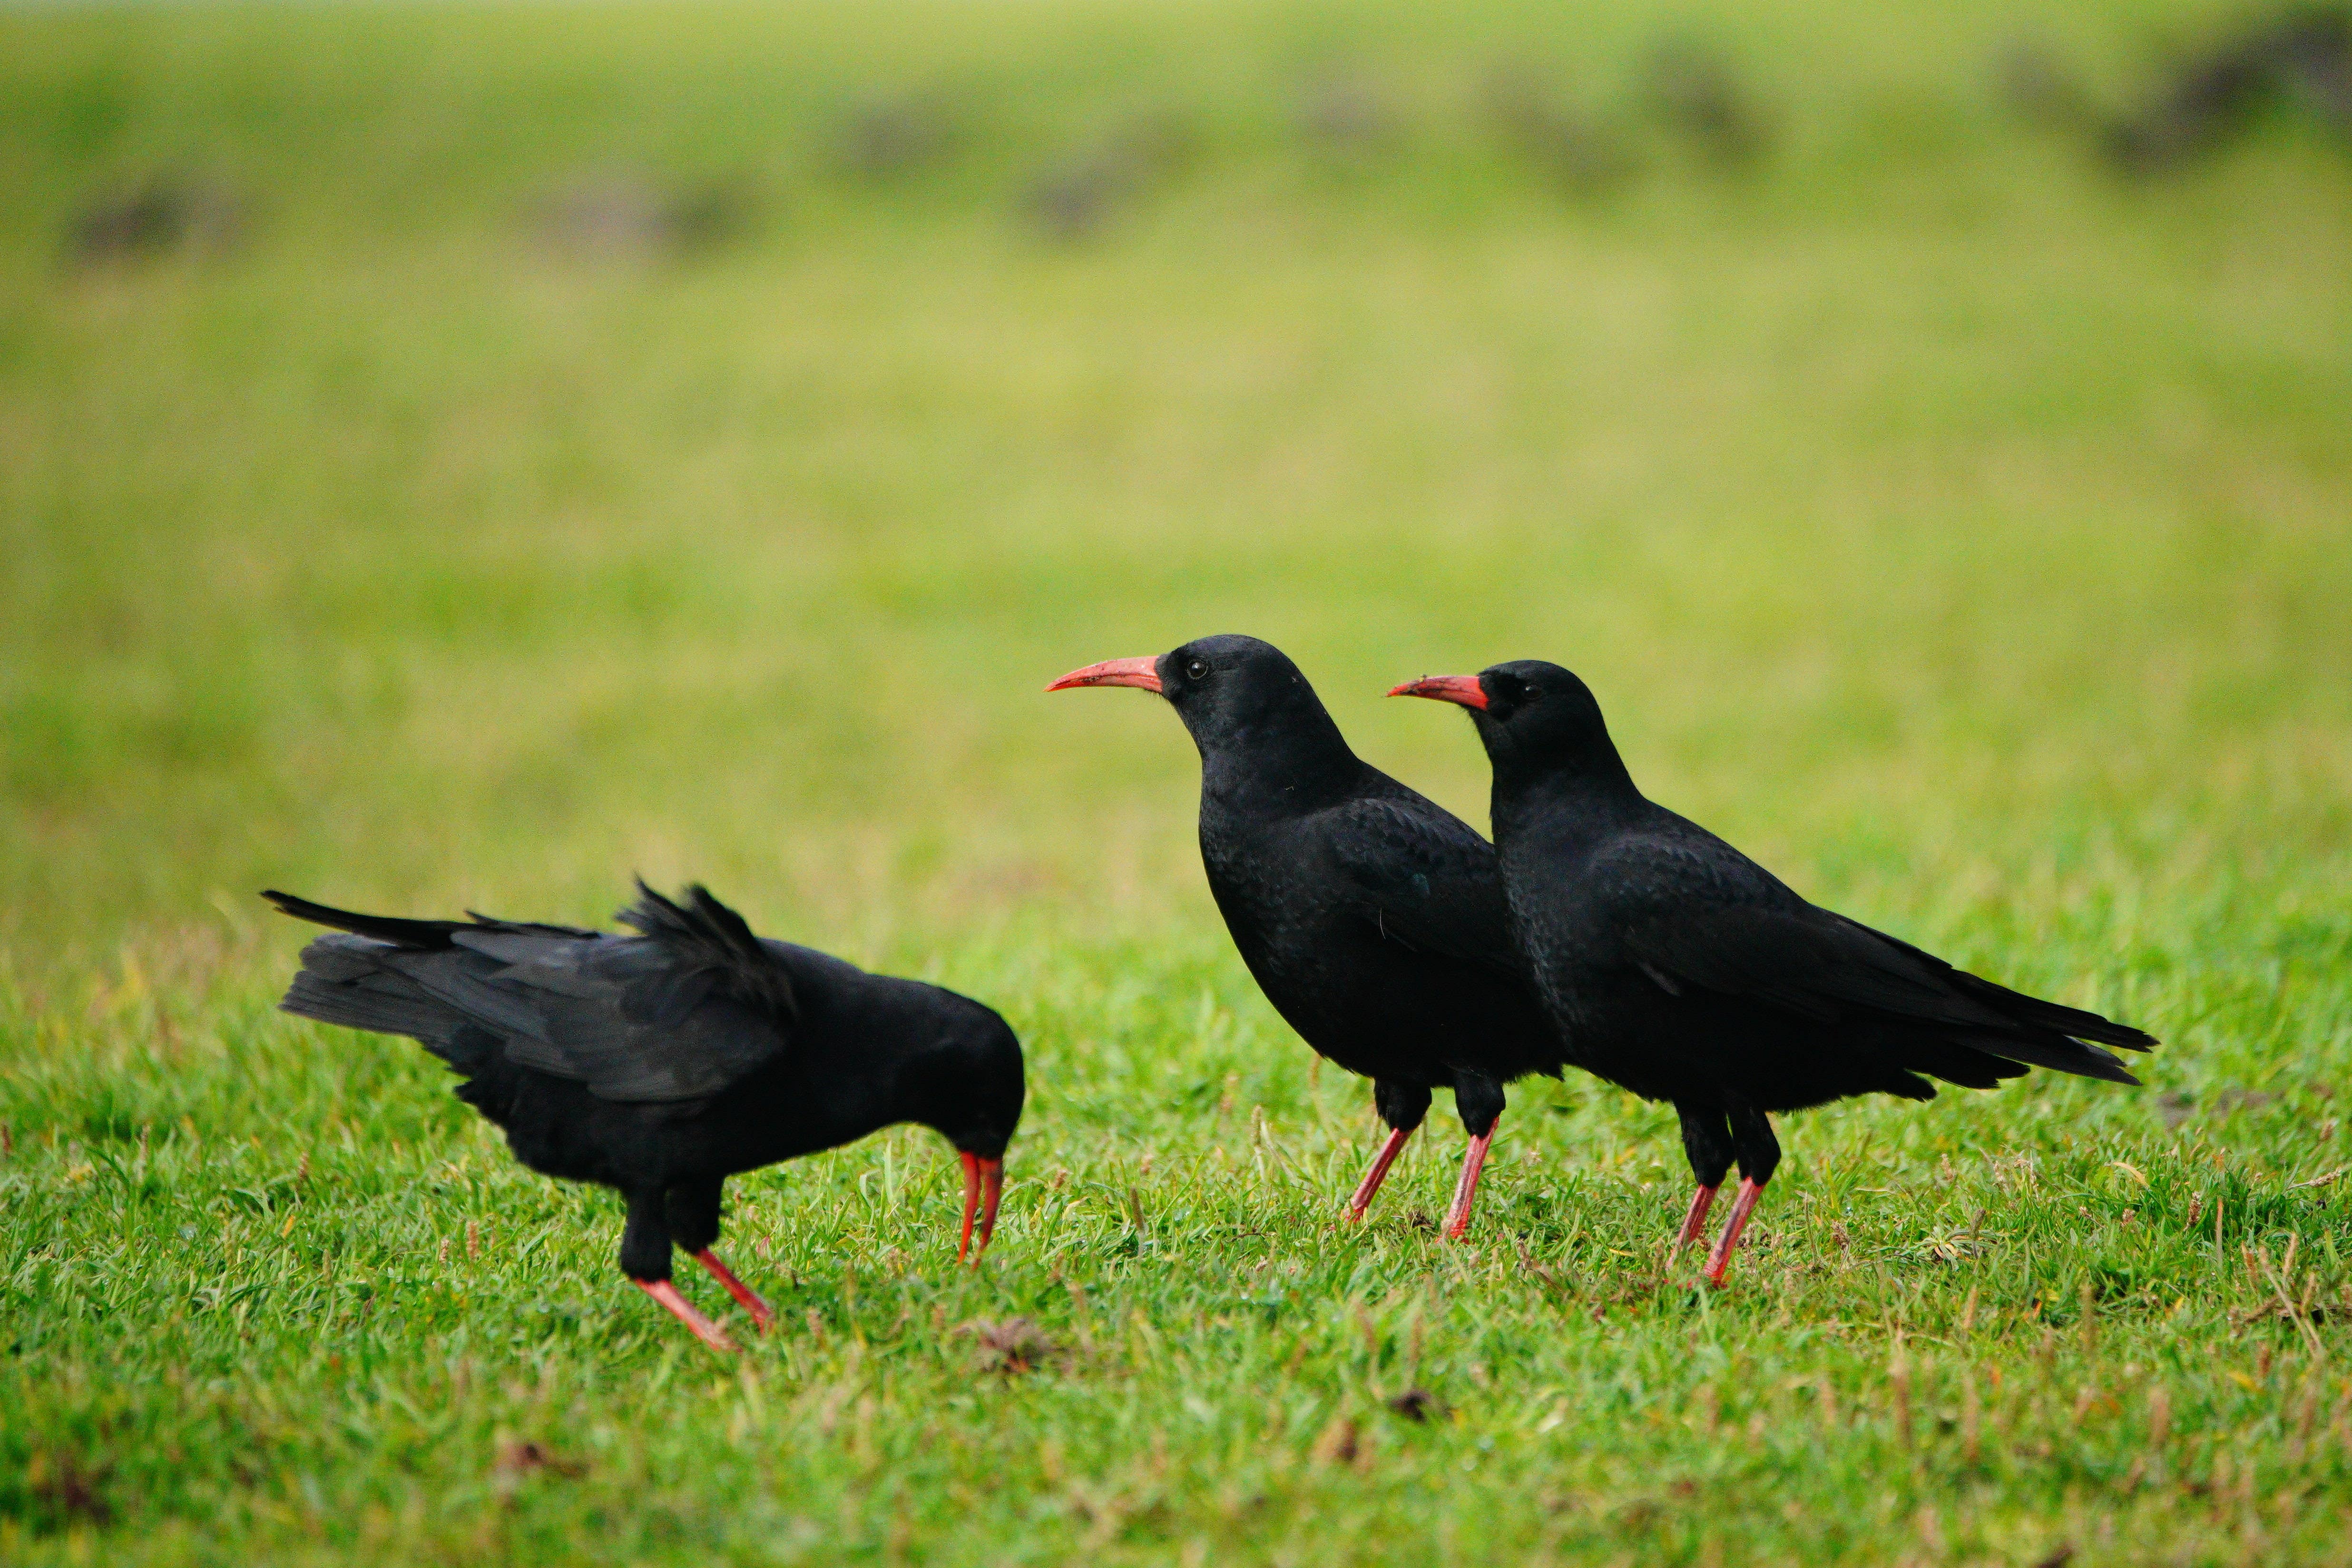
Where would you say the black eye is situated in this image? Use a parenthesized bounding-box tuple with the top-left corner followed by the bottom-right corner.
(1185, 658, 1210, 681)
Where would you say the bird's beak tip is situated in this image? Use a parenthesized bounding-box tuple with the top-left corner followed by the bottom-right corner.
(1391, 675, 1488, 710)
(1047, 657, 1163, 696)
(957, 1151, 1005, 1264)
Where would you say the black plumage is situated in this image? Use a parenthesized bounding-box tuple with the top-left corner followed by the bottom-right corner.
(266, 881, 1023, 1349)
(1396, 663, 2155, 1280)
(1050, 635, 1562, 1234)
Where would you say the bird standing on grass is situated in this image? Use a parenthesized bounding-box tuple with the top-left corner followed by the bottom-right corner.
(1394, 661, 2154, 1283)
(1049, 635, 1562, 1236)
(266, 882, 1023, 1351)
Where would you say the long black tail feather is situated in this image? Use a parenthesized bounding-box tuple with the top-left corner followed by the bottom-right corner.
(1948, 969, 2158, 1051)
(274, 931, 498, 1072)
(262, 889, 470, 949)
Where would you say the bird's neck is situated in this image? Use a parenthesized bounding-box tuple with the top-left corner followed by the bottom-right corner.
(1196, 724, 1363, 818)
(1489, 746, 1644, 840)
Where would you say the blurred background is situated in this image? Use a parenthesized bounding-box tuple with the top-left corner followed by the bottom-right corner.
(1, 0, 2347, 985)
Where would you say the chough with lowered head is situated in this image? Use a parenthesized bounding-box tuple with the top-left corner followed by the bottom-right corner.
(266, 880, 1023, 1351)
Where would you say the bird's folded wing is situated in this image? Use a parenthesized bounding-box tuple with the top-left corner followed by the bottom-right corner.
(1608, 838, 2152, 1059)
(383, 884, 799, 1102)
(1325, 797, 1519, 973)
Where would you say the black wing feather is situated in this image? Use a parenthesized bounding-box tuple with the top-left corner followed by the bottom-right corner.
(1601, 834, 2154, 1087)
(1325, 794, 1520, 975)
(266, 883, 798, 1102)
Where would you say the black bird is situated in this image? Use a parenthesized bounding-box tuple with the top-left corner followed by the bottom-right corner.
(1049, 636, 1561, 1235)
(265, 882, 1023, 1350)
(1395, 663, 2155, 1282)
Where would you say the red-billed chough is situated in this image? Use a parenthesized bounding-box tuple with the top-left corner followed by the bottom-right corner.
(265, 881, 1023, 1350)
(1049, 635, 1562, 1236)
(1394, 662, 2155, 1282)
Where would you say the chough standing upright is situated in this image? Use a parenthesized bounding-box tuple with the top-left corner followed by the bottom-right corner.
(266, 882, 1024, 1350)
(1395, 662, 2155, 1282)
(1049, 635, 1565, 1236)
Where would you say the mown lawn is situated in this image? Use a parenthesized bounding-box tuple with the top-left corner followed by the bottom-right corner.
(3, 1, 2350, 1562)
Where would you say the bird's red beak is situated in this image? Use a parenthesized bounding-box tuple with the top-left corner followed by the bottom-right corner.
(1046, 657, 1162, 695)
(958, 1150, 1004, 1263)
(1389, 675, 1488, 710)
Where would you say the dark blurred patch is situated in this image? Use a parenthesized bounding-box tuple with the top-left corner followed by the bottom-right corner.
(24, 1450, 112, 1529)
(496, 1439, 586, 1478)
(1482, 69, 1638, 196)
(1999, 10, 2351, 167)
(66, 177, 243, 265)
(955, 1315, 1062, 1373)
(1643, 41, 1770, 169)
(1384, 1386, 1440, 1422)
(534, 173, 752, 259)
(831, 94, 961, 181)
(1297, 74, 1405, 162)
(1020, 114, 1197, 242)
(2105, 7, 2351, 170)
(1311, 1414, 1361, 1465)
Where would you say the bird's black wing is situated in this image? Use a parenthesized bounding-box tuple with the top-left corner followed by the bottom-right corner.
(1600, 836, 2152, 1084)
(270, 882, 799, 1102)
(1323, 794, 1520, 975)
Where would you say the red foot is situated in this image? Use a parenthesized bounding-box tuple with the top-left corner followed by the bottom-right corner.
(1345, 1125, 1416, 1222)
(1702, 1176, 1766, 1284)
(958, 1151, 1004, 1262)
(1674, 1184, 1720, 1251)
(1442, 1118, 1499, 1240)
(635, 1278, 738, 1353)
(694, 1249, 775, 1332)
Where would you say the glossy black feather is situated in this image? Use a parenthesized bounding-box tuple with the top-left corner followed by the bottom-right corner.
(1117, 636, 1561, 1137)
(267, 882, 1023, 1283)
(1448, 661, 2153, 1167)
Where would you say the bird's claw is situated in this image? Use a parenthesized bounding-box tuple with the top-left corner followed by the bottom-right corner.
(637, 1278, 740, 1353)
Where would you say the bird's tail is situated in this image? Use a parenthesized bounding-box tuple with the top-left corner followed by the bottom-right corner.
(274, 931, 500, 1074)
(261, 888, 480, 949)
(264, 890, 503, 1074)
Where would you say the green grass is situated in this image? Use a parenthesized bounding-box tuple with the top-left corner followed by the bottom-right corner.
(4, 0, 2352, 1561)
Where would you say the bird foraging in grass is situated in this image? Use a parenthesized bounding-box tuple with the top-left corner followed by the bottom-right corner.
(1394, 662, 2155, 1283)
(1049, 635, 1564, 1237)
(265, 882, 1023, 1351)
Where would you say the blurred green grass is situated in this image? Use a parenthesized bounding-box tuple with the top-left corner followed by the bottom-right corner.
(3, 0, 2351, 1562)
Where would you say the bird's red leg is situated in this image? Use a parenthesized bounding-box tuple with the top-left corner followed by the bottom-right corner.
(635, 1278, 738, 1353)
(1441, 1119, 1498, 1240)
(693, 1249, 775, 1332)
(1344, 1125, 1416, 1222)
(1674, 1184, 1719, 1251)
(957, 1152, 1005, 1263)
(1702, 1176, 1767, 1284)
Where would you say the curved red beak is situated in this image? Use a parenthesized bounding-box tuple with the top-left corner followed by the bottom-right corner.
(957, 1150, 1004, 1263)
(1046, 657, 1162, 695)
(1389, 675, 1488, 710)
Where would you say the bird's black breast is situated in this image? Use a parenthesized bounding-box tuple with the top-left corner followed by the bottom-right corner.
(1198, 794, 1558, 1087)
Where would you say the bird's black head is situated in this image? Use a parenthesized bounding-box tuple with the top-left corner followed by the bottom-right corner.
(900, 1005, 1026, 1262)
(1048, 633, 1354, 788)
(1391, 660, 1635, 797)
